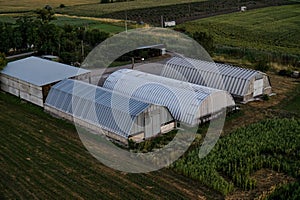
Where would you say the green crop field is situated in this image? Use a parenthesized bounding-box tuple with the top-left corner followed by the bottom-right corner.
(0, 92, 219, 199)
(178, 4, 300, 56)
(173, 118, 300, 195)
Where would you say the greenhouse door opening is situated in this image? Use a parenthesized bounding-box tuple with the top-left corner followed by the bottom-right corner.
(253, 79, 264, 97)
(145, 110, 161, 138)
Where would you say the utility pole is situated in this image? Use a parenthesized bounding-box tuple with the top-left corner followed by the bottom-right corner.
(131, 57, 134, 69)
(161, 15, 164, 28)
(81, 40, 84, 59)
(125, 11, 128, 32)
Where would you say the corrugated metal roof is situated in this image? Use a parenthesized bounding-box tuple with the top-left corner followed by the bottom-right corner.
(163, 57, 262, 97)
(45, 79, 152, 138)
(1, 57, 90, 86)
(103, 69, 235, 125)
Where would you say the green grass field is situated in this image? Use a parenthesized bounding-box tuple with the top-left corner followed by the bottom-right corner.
(0, 92, 219, 199)
(53, 16, 125, 33)
(0, 15, 125, 34)
(178, 4, 300, 56)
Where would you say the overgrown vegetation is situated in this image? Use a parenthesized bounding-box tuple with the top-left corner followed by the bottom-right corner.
(172, 118, 300, 195)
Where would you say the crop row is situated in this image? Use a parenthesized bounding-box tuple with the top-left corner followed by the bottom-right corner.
(172, 118, 300, 195)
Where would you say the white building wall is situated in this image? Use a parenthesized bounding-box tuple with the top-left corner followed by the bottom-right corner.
(1, 74, 44, 107)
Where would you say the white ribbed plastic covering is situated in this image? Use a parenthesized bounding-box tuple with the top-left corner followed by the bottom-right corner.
(45, 79, 153, 138)
(163, 57, 263, 97)
(103, 69, 235, 125)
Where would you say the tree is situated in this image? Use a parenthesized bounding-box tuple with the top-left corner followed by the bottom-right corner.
(16, 16, 39, 50)
(85, 29, 109, 47)
(35, 7, 56, 24)
(0, 23, 13, 53)
(36, 23, 62, 55)
(0, 53, 7, 70)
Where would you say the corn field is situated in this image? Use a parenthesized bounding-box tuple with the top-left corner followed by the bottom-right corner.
(172, 118, 300, 195)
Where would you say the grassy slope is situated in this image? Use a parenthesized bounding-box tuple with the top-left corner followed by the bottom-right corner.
(0, 0, 207, 13)
(0, 92, 220, 199)
(178, 4, 300, 56)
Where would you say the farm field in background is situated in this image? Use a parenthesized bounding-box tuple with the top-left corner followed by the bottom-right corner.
(54, 16, 125, 33)
(178, 4, 300, 56)
(55, 0, 291, 25)
(0, 0, 207, 13)
(0, 14, 125, 34)
(0, 0, 99, 12)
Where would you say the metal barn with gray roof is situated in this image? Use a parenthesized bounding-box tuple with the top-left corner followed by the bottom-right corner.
(45, 79, 175, 144)
(0, 57, 91, 107)
(104, 69, 235, 125)
(162, 57, 272, 102)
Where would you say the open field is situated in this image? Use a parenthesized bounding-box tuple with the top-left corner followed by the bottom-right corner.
(0, 0, 207, 13)
(0, 92, 221, 199)
(53, 16, 125, 33)
(55, 0, 291, 25)
(0, 0, 99, 12)
(0, 14, 126, 34)
(178, 4, 300, 57)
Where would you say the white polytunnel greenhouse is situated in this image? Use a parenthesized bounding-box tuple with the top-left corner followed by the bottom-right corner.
(162, 57, 272, 102)
(45, 79, 175, 144)
(103, 69, 235, 126)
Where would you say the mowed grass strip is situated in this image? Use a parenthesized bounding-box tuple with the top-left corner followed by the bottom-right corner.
(178, 4, 300, 56)
(0, 92, 219, 199)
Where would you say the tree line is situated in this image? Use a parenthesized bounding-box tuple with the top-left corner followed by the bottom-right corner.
(0, 7, 109, 65)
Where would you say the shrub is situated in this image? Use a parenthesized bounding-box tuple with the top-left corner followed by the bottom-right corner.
(254, 59, 270, 72)
(262, 94, 269, 101)
(278, 69, 292, 77)
(0, 52, 7, 71)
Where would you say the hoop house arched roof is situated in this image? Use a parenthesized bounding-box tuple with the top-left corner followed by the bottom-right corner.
(163, 57, 270, 100)
(103, 69, 235, 125)
(45, 79, 153, 138)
